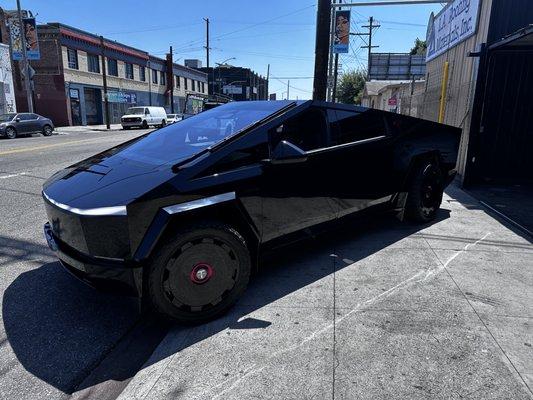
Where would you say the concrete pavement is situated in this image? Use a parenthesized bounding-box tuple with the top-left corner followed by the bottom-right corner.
(118, 186, 533, 400)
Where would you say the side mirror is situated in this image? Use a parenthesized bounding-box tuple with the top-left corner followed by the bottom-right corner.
(15, 118, 20, 122)
(270, 140, 307, 164)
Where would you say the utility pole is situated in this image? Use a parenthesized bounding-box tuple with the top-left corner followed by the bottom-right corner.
(356, 16, 380, 80)
(312, 0, 331, 101)
(204, 18, 210, 68)
(331, 0, 342, 103)
(16, 0, 33, 112)
(169, 46, 174, 113)
(266, 63, 270, 100)
(287, 80, 290, 100)
(99, 35, 110, 129)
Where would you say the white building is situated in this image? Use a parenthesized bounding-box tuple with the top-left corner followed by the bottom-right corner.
(0, 43, 16, 114)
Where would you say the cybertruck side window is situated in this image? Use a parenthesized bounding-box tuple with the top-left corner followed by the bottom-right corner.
(330, 109, 387, 146)
(270, 107, 328, 152)
(207, 142, 269, 175)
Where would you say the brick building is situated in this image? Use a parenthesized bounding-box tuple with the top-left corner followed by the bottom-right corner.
(197, 65, 268, 101)
(0, 16, 208, 126)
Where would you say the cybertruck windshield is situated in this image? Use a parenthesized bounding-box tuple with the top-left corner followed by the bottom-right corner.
(117, 101, 293, 165)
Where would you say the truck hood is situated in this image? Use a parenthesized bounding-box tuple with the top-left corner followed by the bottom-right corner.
(121, 114, 144, 119)
(43, 151, 181, 210)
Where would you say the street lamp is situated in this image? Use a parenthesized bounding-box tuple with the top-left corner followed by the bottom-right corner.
(213, 58, 236, 95)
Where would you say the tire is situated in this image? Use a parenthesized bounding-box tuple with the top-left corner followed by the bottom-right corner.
(141, 120, 149, 129)
(42, 125, 53, 136)
(5, 127, 16, 139)
(159, 120, 166, 128)
(148, 222, 251, 324)
(123, 126, 131, 130)
(405, 160, 444, 223)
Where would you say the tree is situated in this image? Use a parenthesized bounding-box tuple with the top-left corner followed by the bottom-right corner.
(410, 38, 427, 55)
(336, 69, 366, 105)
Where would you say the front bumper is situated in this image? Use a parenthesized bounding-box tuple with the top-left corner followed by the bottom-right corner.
(121, 120, 142, 127)
(44, 222, 142, 297)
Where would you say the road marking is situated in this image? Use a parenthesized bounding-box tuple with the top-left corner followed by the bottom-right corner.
(0, 172, 27, 179)
(0, 138, 106, 156)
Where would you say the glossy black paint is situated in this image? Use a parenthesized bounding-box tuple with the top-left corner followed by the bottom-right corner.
(42, 100, 461, 297)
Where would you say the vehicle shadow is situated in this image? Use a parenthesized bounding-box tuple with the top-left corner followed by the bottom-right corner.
(3, 210, 454, 395)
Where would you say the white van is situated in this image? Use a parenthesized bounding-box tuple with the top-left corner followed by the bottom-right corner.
(121, 106, 167, 129)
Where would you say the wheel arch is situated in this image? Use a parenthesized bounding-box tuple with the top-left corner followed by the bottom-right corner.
(133, 198, 260, 269)
(391, 149, 443, 213)
(134, 198, 260, 304)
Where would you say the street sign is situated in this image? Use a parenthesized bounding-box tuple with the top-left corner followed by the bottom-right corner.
(388, 97, 397, 106)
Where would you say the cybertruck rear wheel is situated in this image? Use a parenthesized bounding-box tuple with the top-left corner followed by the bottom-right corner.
(148, 222, 251, 324)
(405, 160, 443, 223)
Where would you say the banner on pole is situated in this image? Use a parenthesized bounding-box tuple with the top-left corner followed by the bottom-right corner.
(8, 15, 40, 61)
(333, 10, 350, 54)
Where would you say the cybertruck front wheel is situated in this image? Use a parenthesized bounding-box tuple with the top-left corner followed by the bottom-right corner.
(148, 222, 251, 324)
(405, 160, 444, 223)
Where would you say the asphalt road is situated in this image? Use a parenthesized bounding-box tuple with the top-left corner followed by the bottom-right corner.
(0, 128, 153, 400)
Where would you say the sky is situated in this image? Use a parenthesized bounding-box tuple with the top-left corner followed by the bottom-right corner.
(0, 0, 444, 99)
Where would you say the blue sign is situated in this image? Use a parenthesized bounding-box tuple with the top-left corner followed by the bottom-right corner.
(108, 91, 137, 104)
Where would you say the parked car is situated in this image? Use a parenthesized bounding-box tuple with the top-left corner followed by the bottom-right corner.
(121, 106, 167, 129)
(0, 112, 54, 139)
(166, 113, 184, 124)
(42, 100, 460, 323)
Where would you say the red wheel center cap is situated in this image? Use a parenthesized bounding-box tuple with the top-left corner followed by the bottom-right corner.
(190, 263, 214, 284)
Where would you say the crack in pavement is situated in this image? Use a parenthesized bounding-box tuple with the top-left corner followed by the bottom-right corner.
(193, 232, 493, 400)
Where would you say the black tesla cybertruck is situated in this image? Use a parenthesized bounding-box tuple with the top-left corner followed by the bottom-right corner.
(43, 100, 460, 323)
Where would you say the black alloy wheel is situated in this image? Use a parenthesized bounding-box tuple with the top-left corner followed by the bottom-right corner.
(148, 222, 251, 324)
(5, 127, 17, 139)
(405, 160, 444, 223)
(42, 125, 53, 136)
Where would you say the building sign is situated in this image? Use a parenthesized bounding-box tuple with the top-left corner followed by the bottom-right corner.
(107, 91, 137, 103)
(69, 88, 79, 99)
(0, 44, 16, 113)
(222, 85, 242, 95)
(426, 0, 481, 62)
(7, 15, 41, 60)
(333, 10, 350, 54)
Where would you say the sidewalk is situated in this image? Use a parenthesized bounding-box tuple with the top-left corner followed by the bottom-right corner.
(118, 185, 533, 400)
(55, 124, 124, 133)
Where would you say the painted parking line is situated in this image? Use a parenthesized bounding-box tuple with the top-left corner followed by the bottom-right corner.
(0, 172, 27, 179)
(0, 138, 107, 156)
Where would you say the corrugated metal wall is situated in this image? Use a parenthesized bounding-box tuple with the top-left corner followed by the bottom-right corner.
(487, 0, 533, 44)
